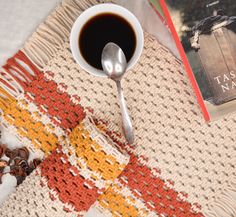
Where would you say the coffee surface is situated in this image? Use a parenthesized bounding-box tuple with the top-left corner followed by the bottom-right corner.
(79, 13, 136, 70)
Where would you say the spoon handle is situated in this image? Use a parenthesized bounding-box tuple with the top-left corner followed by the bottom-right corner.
(116, 80, 134, 144)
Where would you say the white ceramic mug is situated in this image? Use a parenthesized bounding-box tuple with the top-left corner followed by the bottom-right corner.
(70, 3, 144, 77)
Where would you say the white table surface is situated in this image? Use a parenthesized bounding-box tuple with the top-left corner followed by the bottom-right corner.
(0, 0, 178, 215)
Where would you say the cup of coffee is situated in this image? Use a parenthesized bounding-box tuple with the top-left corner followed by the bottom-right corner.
(70, 3, 144, 77)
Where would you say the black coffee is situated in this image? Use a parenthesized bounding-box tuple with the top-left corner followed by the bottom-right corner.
(79, 13, 136, 70)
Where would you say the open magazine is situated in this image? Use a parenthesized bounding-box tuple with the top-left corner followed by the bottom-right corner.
(158, 0, 236, 121)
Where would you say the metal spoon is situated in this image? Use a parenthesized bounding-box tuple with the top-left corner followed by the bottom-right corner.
(101, 42, 134, 144)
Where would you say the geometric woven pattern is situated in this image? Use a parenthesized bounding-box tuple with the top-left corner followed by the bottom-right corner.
(0, 0, 236, 217)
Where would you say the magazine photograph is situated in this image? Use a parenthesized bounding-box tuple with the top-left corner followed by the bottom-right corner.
(163, 0, 236, 120)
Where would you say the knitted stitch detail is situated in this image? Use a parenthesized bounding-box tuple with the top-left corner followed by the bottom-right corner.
(0, 115, 129, 216)
(0, 51, 86, 155)
(24, 72, 85, 130)
(39, 33, 236, 216)
(98, 153, 203, 217)
(0, 170, 81, 217)
(0, 92, 59, 155)
(39, 119, 129, 214)
(0, 44, 130, 216)
(0, 48, 202, 217)
(0, 0, 236, 216)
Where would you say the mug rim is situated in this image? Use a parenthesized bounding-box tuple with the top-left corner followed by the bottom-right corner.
(70, 3, 144, 77)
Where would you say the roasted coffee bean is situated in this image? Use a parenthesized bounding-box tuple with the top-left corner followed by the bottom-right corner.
(0, 160, 7, 172)
(10, 166, 27, 178)
(0, 145, 42, 187)
(0, 144, 6, 158)
(5, 148, 14, 159)
(19, 160, 29, 170)
(17, 147, 29, 160)
(6, 147, 29, 160)
(0, 173, 3, 184)
(11, 149, 21, 159)
(12, 158, 28, 168)
(25, 166, 34, 175)
(15, 175, 25, 185)
(30, 159, 41, 169)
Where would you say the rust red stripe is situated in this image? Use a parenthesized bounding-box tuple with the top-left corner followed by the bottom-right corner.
(40, 146, 100, 212)
(2, 51, 86, 129)
(118, 154, 203, 217)
(25, 72, 85, 129)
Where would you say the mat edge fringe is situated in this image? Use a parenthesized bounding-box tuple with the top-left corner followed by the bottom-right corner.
(10, 0, 236, 216)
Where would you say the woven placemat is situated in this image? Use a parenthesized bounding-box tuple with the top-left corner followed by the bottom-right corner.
(0, 0, 236, 216)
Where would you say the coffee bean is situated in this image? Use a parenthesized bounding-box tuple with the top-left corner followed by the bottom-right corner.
(0, 145, 41, 186)
(5, 148, 14, 159)
(0, 173, 3, 184)
(30, 159, 41, 169)
(0, 144, 6, 158)
(0, 160, 7, 172)
(15, 175, 25, 185)
(17, 147, 29, 160)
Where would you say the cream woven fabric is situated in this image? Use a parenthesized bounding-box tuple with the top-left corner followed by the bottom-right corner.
(41, 36, 236, 217)
(0, 0, 235, 216)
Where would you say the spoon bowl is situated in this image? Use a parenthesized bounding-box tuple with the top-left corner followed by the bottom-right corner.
(101, 43, 127, 80)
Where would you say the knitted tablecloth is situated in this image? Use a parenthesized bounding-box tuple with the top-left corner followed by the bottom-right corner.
(0, 0, 236, 217)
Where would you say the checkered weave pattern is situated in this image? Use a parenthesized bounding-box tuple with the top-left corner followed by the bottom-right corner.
(0, 0, 236, 217)
(0, 49, 129, 216)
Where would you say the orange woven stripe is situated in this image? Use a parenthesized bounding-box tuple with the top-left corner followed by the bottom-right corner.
(3, 99, 58, 154)
(98, 183, 141, 217)
(69, 122, 126, 180)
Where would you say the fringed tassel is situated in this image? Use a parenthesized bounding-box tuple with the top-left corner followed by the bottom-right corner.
(0, 51, 40, 104)
(22, 0, 105, 69)
(204, 179, 236, 217)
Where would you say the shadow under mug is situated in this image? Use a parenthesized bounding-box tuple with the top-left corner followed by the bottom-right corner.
(70, 3, 144, 77)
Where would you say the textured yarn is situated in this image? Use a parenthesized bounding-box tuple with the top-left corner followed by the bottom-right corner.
(0, 0, 236, 217)
(0, 50, 129, 216)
